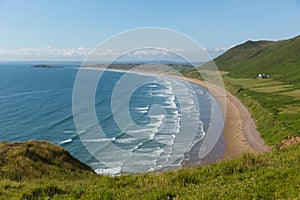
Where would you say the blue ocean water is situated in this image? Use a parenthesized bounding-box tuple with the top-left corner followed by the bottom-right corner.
(0, 62, 222, 175)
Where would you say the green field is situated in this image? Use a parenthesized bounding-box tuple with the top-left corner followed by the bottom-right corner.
(223, 76, 300, 145)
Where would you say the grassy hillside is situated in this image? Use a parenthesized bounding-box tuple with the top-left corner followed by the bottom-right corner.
(0, 140, 93, 181)
(214, 35, 300, 86)
(186, 35, 300, 145)
(1, 141, 300, 199)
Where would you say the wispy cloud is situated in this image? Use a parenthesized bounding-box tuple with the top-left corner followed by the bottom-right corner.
(208, 46, 228, 58)
(0, 46, 226, 61)
(0, 47, 91, 57)
(214, 46, 227, 53)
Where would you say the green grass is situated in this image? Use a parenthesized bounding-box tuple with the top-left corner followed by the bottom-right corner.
(0, 140, 93, 181)
(222, 76, 300, 145)
(211, 35, 300, 88)
(1, 141, 300, 199)
(281, 90, 300, 100)
(187, 35, 300, 146)
(181, 68, 300, 145)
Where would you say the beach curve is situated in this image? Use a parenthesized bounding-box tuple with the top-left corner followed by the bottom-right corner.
(171, 75, 269, 159)
(80, 66, 269, 161)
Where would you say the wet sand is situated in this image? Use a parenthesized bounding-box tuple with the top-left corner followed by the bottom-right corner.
(177, 76, 269, 160)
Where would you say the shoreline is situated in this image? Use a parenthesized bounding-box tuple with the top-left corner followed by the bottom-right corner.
(80, 67, 269, 161)
(182, 76, 269, 159)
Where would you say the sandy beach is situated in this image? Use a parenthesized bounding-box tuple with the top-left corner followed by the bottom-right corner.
(81, 67, 269, 160)
(182, 77, 269, 159)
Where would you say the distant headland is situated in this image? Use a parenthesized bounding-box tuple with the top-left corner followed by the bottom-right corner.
(31, 64, 64, 68)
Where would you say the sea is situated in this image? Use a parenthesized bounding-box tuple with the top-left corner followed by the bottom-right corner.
(0, 62, 224, 175)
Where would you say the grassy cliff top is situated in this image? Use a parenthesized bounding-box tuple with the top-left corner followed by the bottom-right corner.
(0, 140, 93, 181)
(0, 140, 299, 199)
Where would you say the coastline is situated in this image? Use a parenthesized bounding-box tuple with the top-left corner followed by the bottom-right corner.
(80, 67, 269, 161)
(182, 77, 269, 159)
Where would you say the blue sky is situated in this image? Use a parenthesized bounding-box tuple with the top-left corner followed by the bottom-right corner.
(0, 0, 300, 61)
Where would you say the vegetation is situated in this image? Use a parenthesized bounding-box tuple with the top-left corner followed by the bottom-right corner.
(1, 35, 300, 199)
(184, 35, 300, 145)
(0, 140, 92, 181)
(83, 62, 195, 72)
(214, 36, 300, 87)
(1, 140, 300, 199)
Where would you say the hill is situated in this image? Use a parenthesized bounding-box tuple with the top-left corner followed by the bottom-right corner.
(190, 35, 300, 145)
(214, 35, 300, 87)
(0, 140, 300, 199)
(0, 140, 93, 181)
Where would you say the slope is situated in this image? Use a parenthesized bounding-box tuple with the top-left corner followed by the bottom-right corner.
(200, 35, 300, 145)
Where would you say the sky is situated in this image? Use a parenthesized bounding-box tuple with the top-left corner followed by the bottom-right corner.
(0, 0, 300, 61)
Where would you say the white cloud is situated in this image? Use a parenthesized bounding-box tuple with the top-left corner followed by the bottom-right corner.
(205, 46, 228, 58)
(214, 46, 227, 53)
(0, 47, 92, 60)
(0, 46, 225, 61)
